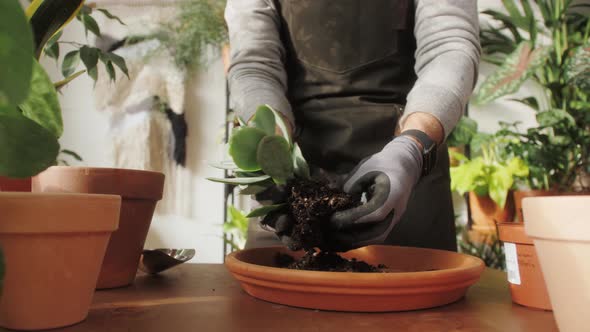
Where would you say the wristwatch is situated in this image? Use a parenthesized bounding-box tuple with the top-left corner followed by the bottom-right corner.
(399, 129, 438, 177)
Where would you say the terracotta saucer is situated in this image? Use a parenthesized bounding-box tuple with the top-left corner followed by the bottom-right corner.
(226, 245, 485, 312)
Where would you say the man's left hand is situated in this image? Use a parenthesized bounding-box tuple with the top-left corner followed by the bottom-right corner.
(327, 135, 424, 251)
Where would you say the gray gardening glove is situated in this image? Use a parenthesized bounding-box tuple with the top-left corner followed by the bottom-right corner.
(256, 185, 299, 250)
(328, 135, 423, 251)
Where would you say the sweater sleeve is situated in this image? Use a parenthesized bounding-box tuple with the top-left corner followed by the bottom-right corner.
(224, 0, 294, 126)
(401, 0, 481, 138)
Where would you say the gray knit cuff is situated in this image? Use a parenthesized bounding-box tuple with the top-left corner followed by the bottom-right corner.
(401, 83, 464, 139)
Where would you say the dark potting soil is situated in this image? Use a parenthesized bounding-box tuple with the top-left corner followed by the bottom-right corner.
(286, 179, 358, 251)
(262, 179, 387, 272)
(276, 250, 386, 273)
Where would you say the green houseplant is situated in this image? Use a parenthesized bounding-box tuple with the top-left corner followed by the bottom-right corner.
(450, 135, 529, 238)
(475, 0, 589, 194)
(0, 1, 127, 329)
(473, 0, 589, 310)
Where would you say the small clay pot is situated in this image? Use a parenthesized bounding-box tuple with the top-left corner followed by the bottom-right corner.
(496, 222, 552, 310)
(513, 190, 557, 222)
(524, 196, 590, 332)
(33, 166, 164, 289)
(0, 176, 31, 192)
(0, 192, 120, 330)
(469, 192, 514, 240)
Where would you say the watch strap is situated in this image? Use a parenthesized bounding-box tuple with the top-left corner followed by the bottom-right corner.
(399, 129, 437, 177)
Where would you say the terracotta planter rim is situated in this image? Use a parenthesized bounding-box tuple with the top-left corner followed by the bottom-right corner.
(37, 166, 165, 200)
(226, 245, 484, 287)
(0, 192, 120, 233)
(497, 222, 533, 245)
(524, 196, 590, 242)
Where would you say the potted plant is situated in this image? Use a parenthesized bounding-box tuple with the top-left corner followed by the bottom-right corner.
(473, 0, 589, 311)
(450, 135, 529, 239)
(0, 0, 124, 329)
(209, 106, 387, 271)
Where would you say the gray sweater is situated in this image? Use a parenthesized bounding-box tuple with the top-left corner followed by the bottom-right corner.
(225, 0, 481, 138)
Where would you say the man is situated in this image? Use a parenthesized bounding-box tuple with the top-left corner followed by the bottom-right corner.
(225, 0, 480, 252)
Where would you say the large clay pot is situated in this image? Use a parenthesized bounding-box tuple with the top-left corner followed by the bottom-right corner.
(469, 192, 514, 241)
(513, 190, 557, 222)
(0, 192, 120, 330)
(32, 167, 165, 289)
(496, 222, 552, 310)
(0, 176, 31, 192)
(524, 196, 590, 332)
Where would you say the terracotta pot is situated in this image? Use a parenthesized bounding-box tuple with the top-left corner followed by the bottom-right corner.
(513, 190, 557, 222)
(32, 166, 165, 289)
(0, 192, 120, 330)
(496, 222, 551, 310)
(524, 196, 590, 332)
(469, 192, 514, 239)
(226, 245, 485, 312)
(0, 176, 31, 192)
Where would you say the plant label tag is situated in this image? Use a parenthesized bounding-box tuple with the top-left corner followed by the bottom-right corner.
(504, 242, 521, 285)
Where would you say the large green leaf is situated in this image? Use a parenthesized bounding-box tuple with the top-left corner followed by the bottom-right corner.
(261, 105, 292, 146)
(257, 135, 294, 185)
(207, 175, 271, 185)
(228, 127, 267, 171)
(0, 0, 34, 107)
(536, 109, 576, 127)
(474, 43, 551, 105)
(251, 105, 276, 136)
(29, 0, 84, 58)
(0, 106, 60, 178)
(19, 59, 63, 138)
(564, 44, 590, 90)
(292, 143, 311, 179)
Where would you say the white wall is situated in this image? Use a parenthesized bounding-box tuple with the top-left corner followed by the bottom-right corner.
(45, 0, 538, 258)
(43, 4, 227, 264)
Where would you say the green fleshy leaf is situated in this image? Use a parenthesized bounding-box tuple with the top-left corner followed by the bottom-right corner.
(229, 127, 267, 171)
(0, 0, 34, 107)
(19, 59, 63, 138)
(262, 105, 292, 146)
(292, 143, 311, 179)
(251, 105, 276, 136)
(207, 175, 271, 185)
(257, 135, 294, 185)
(474, 42, 551, 105)
(209, 160, 239, 170)
(62, 50, 80, 77)
(0, 106, 60, 178)
(246, 204, 287, 218)
(564, 43, 590, 90)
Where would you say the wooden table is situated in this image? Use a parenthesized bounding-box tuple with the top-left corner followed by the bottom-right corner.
(55, 265, 557, 332)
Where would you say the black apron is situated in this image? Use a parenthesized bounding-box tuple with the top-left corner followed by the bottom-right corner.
(246, 0, 456, 251)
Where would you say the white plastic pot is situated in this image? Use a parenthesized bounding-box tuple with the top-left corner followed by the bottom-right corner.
(523, 196, 590, 332)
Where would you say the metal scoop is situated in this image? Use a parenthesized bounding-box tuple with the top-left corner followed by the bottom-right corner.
(139, 248, 196, 274)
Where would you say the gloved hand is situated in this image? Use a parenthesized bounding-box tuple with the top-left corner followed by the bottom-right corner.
(256, 185, 299, 250)
(328, 135, 424, 251)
